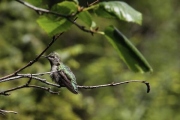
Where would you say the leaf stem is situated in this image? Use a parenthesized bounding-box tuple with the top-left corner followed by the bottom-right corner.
(83, 4, 99, 11)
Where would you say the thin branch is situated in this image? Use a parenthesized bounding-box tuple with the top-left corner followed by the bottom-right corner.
(17, 74, 60, 87)
(18, 72, 51, 76)
(0, 32, 63, 81)
(0, 109, 17, 115)
(78, 80, 150, 93)
(0, 76, 23, 83)
(0, 72, 150, 95)
(1, 69, 150, 95)
(0, 85, 59, 96)
(1, 71, 150, 95)
(28, 85, 60, 94)
(0, 73, 60, 88)
(87, 0, 99, 7)
(0, 77, 32, 96)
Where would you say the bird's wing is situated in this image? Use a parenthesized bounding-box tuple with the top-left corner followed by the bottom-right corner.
(59, 64, 78, 94)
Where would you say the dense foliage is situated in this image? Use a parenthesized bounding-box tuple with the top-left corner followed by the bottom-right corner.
(0, 0, 180, 120)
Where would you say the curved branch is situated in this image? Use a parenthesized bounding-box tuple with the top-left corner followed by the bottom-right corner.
(78, 80, 150, 93)
(1, 72, 150, 95)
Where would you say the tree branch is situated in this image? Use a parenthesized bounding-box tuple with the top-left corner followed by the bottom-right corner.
(0, 72, 150, 95)
(78, 80, 150, 93)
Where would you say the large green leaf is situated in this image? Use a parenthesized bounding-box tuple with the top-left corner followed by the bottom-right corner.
(104, 26, 153, 73)
(95, 1, 142, 24)
(37, 16, 72, 36)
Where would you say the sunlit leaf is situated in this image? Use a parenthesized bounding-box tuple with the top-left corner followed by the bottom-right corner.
(36, 1, 78, 36)
(52, 1, 77, 15)
(37, 16, 72, 36)
(104, 26, 153, 73)
(95, 1, 142, 24)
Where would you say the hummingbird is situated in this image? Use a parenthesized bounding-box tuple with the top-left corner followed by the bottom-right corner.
(44, 52, 78, 94)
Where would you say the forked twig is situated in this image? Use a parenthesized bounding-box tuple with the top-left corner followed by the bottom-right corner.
(0, 75, 60, 96)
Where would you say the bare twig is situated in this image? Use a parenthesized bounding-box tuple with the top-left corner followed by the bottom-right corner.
(0, 109, 17, 115)
(17, 74, 60, 87)
(0, 76, 23, 83)
(0, 72, 150, 95)
(0, 72, 60, 87)
(78, 80, 150, 93)
(0, 67, 150, 95)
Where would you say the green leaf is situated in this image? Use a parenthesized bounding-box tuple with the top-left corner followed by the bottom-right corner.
(95, 1, 142, 25)
(26, 0, 42, 7)
(36, 1, 78, 36)
(78, 11, 96, 28)
(26, 0, 48, 9)
(37, 16, 72, 36)
(52, 1, 78, 15)
(104, 26, 153, 73)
